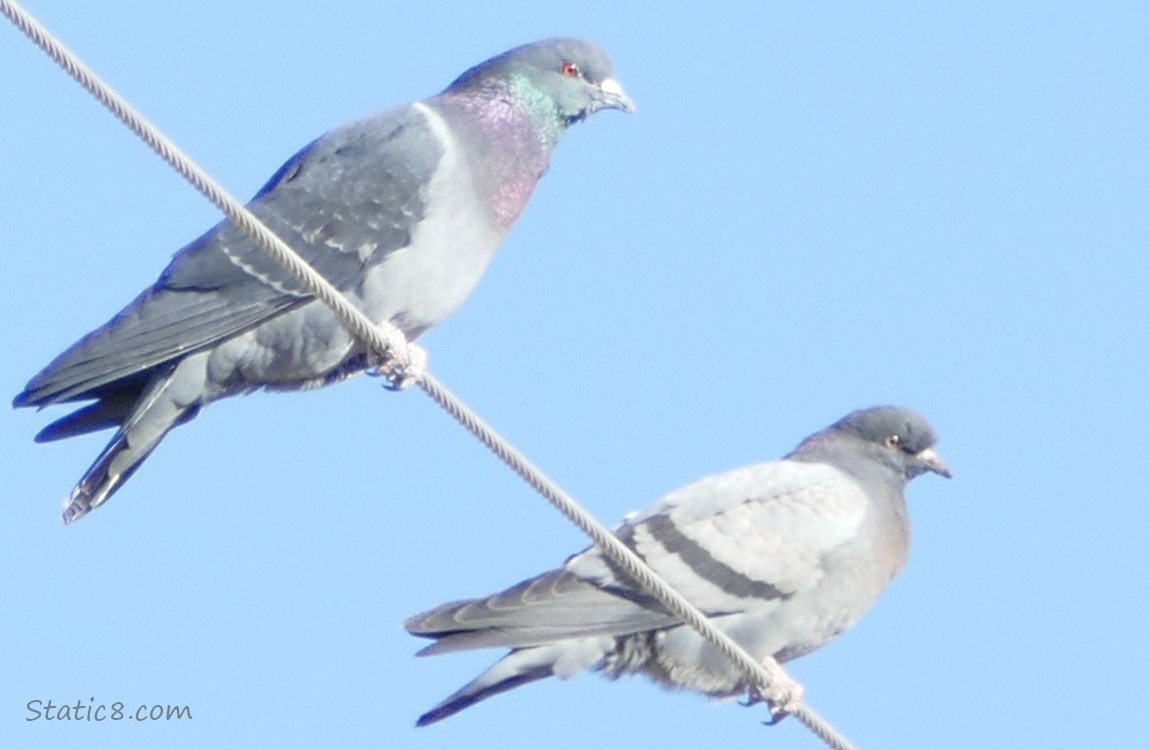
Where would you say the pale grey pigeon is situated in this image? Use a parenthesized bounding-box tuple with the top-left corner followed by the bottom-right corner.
(406, 406, 951, 726)
(14, 38, 633, 524)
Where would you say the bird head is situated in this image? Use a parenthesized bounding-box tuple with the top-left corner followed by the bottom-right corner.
(832, 406, 953, 481)
(448, 38, 635, 127)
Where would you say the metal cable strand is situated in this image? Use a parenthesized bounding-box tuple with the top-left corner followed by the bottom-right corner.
(2, 3, 858, 748)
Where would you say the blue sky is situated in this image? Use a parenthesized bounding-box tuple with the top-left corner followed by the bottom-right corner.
(2, 1, 1147, 748)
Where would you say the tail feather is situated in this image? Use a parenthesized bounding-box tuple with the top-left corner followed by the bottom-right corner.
(406, 568, 675, 724)
(412, 635, 617, 725)
(62, 431, 158, 524)
(60, 369, 201, 524)
(416, 658, 554, 727)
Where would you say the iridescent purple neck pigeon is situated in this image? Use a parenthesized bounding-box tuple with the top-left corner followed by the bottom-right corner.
(406, 406, 951, 726)
(14, 38, 633, 524)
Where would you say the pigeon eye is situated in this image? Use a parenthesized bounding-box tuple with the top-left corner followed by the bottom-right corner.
(885, 433, 918, 454)
(562, 61, 581, 79)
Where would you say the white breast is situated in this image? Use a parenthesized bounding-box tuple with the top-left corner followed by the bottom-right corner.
(356, 101, 505, 334)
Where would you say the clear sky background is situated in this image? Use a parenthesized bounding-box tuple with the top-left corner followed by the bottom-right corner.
(2, 2, 1147, 748)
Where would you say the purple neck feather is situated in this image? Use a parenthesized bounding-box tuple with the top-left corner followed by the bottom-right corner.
(431, 85, 563, 232)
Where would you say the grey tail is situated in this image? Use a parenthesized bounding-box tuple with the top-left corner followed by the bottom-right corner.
(416, 661, 554, 727)
(60, 373, 200, 524)
(63, 431, 155, 524)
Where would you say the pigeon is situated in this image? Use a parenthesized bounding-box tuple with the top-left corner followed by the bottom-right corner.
(406, 406, 951, 726)
(13, 38, 634, 524)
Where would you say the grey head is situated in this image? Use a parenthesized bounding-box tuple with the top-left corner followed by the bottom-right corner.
(445, 38, 635, 126)
(789, 405, 953, 483)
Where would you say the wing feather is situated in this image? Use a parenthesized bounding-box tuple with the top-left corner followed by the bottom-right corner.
(16, 104, 443, 407)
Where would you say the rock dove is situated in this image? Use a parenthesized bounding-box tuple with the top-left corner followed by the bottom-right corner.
(406, 406, 951, 726)
(14, 38, 634, 524)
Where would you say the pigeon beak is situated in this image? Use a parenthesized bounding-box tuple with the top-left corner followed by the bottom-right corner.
(596, 78, 636, 114)
(915, 447, 954, 479)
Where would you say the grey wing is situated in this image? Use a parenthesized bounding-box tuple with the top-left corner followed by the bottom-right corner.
(16, 104, 444, 407)
(410, 462, 868, 654)
(406, 567, 680, 654)
(570, 460, 870, 614)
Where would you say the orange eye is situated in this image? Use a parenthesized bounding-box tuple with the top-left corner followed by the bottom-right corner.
(884, 434, 901, 449)
(562, 61, 580, 78)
